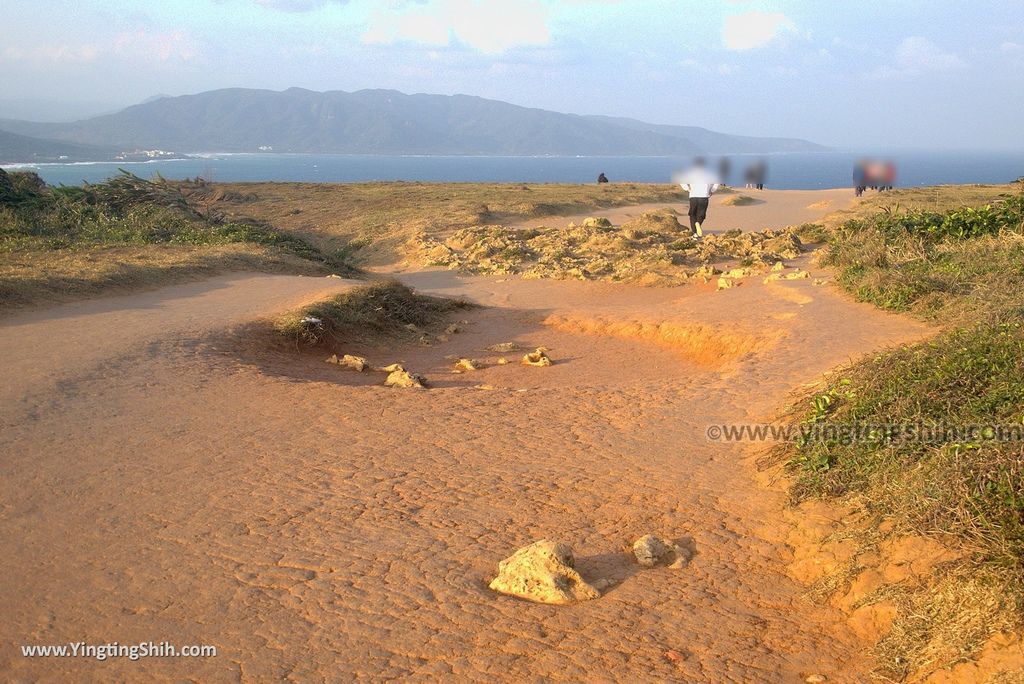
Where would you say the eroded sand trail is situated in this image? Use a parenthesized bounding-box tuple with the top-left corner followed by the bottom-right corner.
(1, 191, 930, 682)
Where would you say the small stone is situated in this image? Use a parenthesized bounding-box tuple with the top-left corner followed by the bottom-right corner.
(782, 269, 811, 280)
(325, 354, 340, 364)
(805, 675, 827, 683)
(455, 358, 480, 371)
(522, 348, 552, 367)
(497, 357, 509, 365)
(633, 534, 673, 568)
(384, 369, 426, 388)
(445, 324, 460, 334)
(633, 534, 690, 569)
(340, 354, 368, 371)
(771, 261, 786, 272)
(716, 277, 735, 290)
(488, 540, 600, 605)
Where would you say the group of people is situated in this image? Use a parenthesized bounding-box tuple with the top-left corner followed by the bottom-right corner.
(742, 160, 767, 190)
(853, 159, 896, 196)
(713, 158, 767, 190)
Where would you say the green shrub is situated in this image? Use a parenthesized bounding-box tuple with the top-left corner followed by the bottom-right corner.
(874, 194, 1024, 242)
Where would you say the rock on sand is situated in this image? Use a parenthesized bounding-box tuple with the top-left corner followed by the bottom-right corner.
(522, 348, 552, 367)
(383, 366, 427, 388)
(489, 540, 601, 605)
(633, 534, 691, 569)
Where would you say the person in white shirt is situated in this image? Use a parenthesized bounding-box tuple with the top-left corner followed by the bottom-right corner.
(678, 158, 720, 237)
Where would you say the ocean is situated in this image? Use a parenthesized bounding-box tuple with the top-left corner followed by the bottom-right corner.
(5, 150, 1023, 190)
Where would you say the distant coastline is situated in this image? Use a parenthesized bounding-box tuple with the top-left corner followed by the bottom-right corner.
(6, 150, 1023, 191)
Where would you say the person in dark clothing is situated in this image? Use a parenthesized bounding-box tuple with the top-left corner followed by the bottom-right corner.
(853, 161, 867, 197)
(678, 158, 719, 237)
(752, 161, 767, 190)
(597, 172, 609, 184)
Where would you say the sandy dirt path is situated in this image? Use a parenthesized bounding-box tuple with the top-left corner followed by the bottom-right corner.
(1, 189, 928, 682)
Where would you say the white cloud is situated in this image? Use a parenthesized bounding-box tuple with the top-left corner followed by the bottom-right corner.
(869, 36, 964, 79)
(721, 11, 795, 50)
(1, 30, 199, 65)
(363, 0, 551, 54)
(2, 43, 101, 63)
(1001, 41, 1023, 53)
(251, 0, 348, 11)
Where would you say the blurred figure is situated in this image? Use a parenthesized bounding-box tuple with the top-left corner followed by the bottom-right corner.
(751, 160, 767, 190)
(597, 172, 609, 184)
(743, 164, 755, 189)
(868, 160, 885, 190)
(853, 159, 868, 197)
(718, 157, 731, 186)
(858, 159, 897, 192)
(676, 157, 721, 238)
(882, 161, 896, 191)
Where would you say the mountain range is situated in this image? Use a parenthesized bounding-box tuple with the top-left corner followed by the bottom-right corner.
(0, 87, 825, 163)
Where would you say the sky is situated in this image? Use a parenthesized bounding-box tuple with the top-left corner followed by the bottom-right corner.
(2, 0, 1023, 150)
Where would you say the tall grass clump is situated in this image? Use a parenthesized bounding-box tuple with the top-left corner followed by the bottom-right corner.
(274, 279, 471, 346)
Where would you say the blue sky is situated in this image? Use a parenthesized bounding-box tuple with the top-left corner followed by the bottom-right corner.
(2, 0, 1023, 149)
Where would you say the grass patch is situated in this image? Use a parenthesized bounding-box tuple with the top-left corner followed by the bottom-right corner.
(777, 184, 1024, 677)
(821, 187, 1024, 325)
(274, 279, 471, 347)
(788, 319, 1024, 560)
(0, 170, 358, 311)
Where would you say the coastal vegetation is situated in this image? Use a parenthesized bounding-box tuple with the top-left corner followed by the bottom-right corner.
(778, 182, 1024, 679)
(0, 169, 355, 311)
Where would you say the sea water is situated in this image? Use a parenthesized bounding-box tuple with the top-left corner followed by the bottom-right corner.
(6, 150, 1023, 190)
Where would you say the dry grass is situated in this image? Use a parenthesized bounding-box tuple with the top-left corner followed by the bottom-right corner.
(273, 279, 471, 348)
(871, 564, 1020, 681)
(720, 194, 763, 206)
(0, 244, 328, 314)
(0, 171, 360, 314)
(181, 181, 685, 266)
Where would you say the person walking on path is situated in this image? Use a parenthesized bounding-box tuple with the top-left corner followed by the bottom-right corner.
(678, 158, 720, 238)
